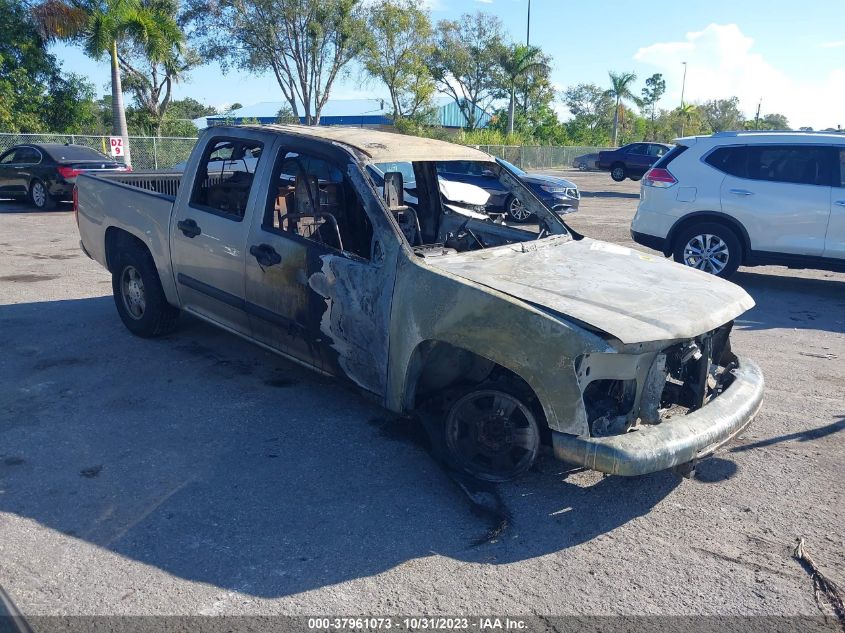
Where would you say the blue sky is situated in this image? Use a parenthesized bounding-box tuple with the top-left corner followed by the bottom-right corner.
(52, 0, 845, 129)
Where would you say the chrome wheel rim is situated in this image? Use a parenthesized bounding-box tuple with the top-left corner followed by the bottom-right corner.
(683, 234, 730, 275)
(445, 390, 539, 481)
(32, 182, 46, 208)
(508, 197, 532, 221)
(121, 265, 146, 319)
(611, 167, 625, 180)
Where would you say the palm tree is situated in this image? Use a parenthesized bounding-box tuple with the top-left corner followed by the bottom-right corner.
(679, 103, 697, 136)
(33, 0, 184, 166)
(605, 71, 642, 147)
(499, 44, 548, 136)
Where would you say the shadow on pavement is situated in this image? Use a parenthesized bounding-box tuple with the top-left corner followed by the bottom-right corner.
(732, 270, 845, 334)
(0, 296, 679, 599)
(579, 191, 640, 200)
(0, 199, 72, 214)
(730, 417, 845, 453)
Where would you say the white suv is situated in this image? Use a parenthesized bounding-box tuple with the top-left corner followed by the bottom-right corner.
(631, 131, 845, 278)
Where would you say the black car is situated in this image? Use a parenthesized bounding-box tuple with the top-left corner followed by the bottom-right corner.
(0, 143, 128, 209)
(596, 142, 672, 182)
(435, 159, 580, 222)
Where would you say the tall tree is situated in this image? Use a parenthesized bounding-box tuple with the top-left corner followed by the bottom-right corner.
(497, 44, 548, 135)
(700, 97, 744, 132)
(119, 0, 195, 136)
(33, 0, 184, 166)
(0, 0, 96, 132)
(429, 11, 506, 130)
(184, 0, 368, 125)
(640, 73, 665, 140)
(605, 70, 641, 146)
(361, 0, 435, 120)
(750, 113, 790, 131)
(678, 103, 698, 136)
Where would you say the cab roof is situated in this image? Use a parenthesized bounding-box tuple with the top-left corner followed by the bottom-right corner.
(238, 124, 493, 163)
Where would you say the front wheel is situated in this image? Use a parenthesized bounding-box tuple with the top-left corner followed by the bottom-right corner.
(610, 164, 626, 182)
(111, 244, 179, 337)
(444, 386, 541, 482)
(672, 222, 742, 278)
(505, 195, 535, 223)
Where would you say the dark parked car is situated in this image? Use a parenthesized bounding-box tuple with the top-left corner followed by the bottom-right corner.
(597, 142, 672, 182)
(0, 143, 128, 209)
(436, 159, 580, 222)
(573, 152, 600, 171)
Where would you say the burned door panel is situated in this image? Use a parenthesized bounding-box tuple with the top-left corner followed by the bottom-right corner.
(243, 229, 327, 369)
(308, 253, 395, 394)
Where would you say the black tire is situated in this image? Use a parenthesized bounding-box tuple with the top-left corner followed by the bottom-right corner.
(672, 221, 743, 279)
(29, 179, 56, 210)
(443, 381, 541, 482)
(505, 195, 534, 223)
(630, 175, 642, 182)
(610, 163, 626, 182)
(111, 243, 179, 337)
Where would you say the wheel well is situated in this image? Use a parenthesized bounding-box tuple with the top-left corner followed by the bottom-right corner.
(668, 213, 750, 261)
(403, 340, 547, 427)
(104, 227, 149, 273)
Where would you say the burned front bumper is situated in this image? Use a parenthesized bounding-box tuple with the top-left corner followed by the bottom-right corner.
(551, 356, 764, 476)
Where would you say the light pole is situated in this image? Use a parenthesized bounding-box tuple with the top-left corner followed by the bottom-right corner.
(526, 0, 531, 45)
(680, 61, 688, 136)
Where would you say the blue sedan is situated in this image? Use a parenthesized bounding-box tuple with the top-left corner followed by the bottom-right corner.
(436, 159, 580, 223)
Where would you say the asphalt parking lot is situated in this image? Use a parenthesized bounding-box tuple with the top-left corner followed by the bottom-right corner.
(0, 169, 843, 619)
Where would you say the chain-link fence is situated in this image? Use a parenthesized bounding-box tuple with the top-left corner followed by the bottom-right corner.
(474, 145, 612, 170)
(0, 133, 608, 172)
(0, 133, 198, 171)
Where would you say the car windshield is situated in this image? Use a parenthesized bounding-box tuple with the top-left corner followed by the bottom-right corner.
(497, 158, 526, 176)
(373, 161, 417, 185)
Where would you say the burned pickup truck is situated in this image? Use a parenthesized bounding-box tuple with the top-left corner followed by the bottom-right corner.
(76, 125, 763, 481)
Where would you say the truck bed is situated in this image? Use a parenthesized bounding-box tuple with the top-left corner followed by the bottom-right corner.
(76, 172, 182, 305)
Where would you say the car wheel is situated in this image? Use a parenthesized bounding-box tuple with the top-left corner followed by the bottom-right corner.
(29, 180, 56, 210)
(444, 385, 541, 482)
(505, 195, 534, 223)
(111, 244, 180, 337)
(672, 222, 742, 278)
(610, 164, 626, 182)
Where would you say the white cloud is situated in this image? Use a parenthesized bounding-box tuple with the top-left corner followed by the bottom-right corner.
(474, 0, 494, 4)
(634, 23, 845, 129)
(820, 40, 845, 48)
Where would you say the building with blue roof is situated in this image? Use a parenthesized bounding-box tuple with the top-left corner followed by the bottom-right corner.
(200, 97, 491, 130)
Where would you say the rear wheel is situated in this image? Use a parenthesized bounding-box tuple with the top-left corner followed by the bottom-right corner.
(111, 243, 179, 337)
(672, 221, 742, 278)
(610, 164, 626, 182)
(29, 180, 56, 210)
(505, 195, 534, 223)
(444, 384, 540, 482)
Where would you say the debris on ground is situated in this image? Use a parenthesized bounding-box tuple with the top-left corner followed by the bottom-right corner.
(793, 537, 845, 630)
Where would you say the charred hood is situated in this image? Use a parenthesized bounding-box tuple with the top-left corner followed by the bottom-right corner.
(429, 237, 755, 345)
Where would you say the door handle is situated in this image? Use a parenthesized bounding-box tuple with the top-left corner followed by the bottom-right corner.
(250, 243, 282, 268)
(728, 188, 754, 196)
(835, 200, 845, 207)
(177, 218, 201, 238)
